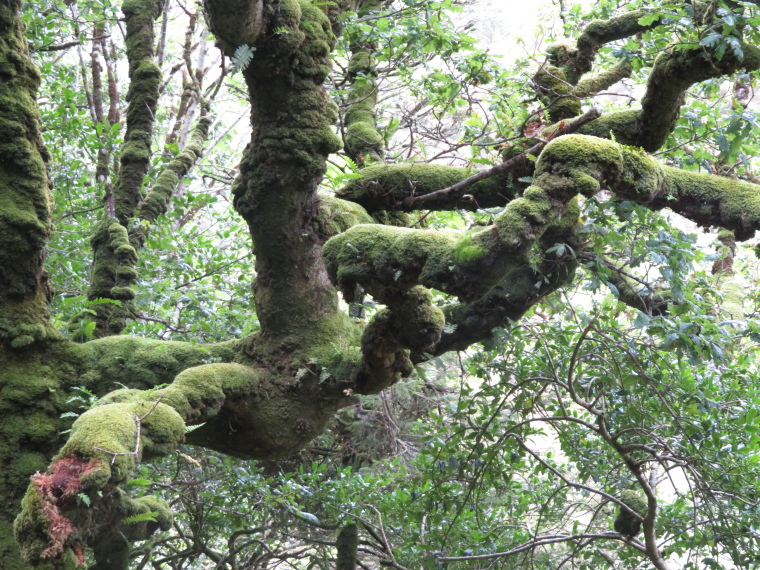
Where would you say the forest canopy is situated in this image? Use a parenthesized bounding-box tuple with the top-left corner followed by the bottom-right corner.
(3, 0, 760, 568)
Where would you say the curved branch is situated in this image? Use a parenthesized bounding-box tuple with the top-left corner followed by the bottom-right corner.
(579, 43, 760, 151)
(327, 135, 760, 373)
(548, 9, 652, 85)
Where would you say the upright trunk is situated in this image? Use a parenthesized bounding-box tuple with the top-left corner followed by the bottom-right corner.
(0, 0, 61, 565)
(232, 0, 342, 340)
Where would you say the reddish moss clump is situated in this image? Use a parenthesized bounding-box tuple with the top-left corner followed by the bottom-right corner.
(30, 456, 99, 560)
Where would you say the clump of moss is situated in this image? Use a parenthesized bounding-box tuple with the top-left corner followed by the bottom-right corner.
(147, 362, 261, 423)
(614, 489, 647, 536)
(533, 65, 581, 122)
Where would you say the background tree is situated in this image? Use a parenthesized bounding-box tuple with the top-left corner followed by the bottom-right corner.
(3, 0, 760, 568)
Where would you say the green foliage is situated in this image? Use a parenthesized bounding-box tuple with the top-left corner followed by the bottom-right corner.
(229, 44, 256, 74)
(121, 511, 158, 525)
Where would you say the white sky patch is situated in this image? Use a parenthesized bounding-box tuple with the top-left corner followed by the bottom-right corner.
(467, 0, 594, 61)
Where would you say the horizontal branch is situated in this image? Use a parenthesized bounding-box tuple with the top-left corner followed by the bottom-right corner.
(437, 532, 643, 562)
(401, 108, 601, 209)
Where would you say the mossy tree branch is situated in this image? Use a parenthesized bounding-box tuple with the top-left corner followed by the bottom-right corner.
(325, 134, 760, 373)
(534, 60, 633, 123)
(83, 60, 212, 339)
(232, 0, 343, 338)
(85, 0, 163, 338)
(336, 109, 602, 213)
(337, 162, 522, 212)
(552, 9, 653, 85)
(541, 6, 760, 151)
(342, 0, 384, 165)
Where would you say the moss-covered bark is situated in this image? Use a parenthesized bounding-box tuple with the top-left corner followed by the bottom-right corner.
(325, 134, 760, 364)
(84, 0, 164, 338)
(543, 6, 760, 152)
(0, 328, 238, 568)
(536, 59, 633, 123)
(232, 0, 343, 338)
(0, 3, 58, 564)
(337, 162, 522, 212)
(10, 1, 760, 566)
(10, 1, 374, 565)
(635, 44, 760, 152)
(342, 0, 384, 165)
(0, 0, 55, 349)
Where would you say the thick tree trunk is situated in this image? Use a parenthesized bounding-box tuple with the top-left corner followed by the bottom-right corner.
(0, 0, 59, 565)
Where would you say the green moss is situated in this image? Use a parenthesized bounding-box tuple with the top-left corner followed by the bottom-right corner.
(112, 0, 162, 229)
(571, 10, 650, 84)
(453, 233, 487, 263)
(81, 218, 140, 337)
(74, 335, 239, 395)
(115, 266, 138, 281)
(120, 495, 172, 541)
(139, 117, 211, 223)
(0, 413, 57, 444)
(575, 60, 633, 97)
(119, 139, 150, 164)
(348, 51, 373, 75)
(0, 0, 54, 350)
(10, 335, 34, 348)
(324, 222, 509, 302)
(343, 69, 382, 163)
(346, 122, 383, 145)
(14, 485, 53, 567)
(717, 228, 735, 241)
(59, 401, 185, 486)
(577, 109, 641, 146)
(617, 145, 665, 201)
(316, 196, 374, 238)
(533, 65, 580, 122)
(614, 489, 647, 536)
(297, 313, 365, 384)
(661, 167, 760, 240)
(494, 189, 553, 245)
(392, 286, 445, 352)
(325, 135, 684, 309)
(337, 163, 519, 212)
(109, 286, 135, 301)
(147, 362, 261, 423)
